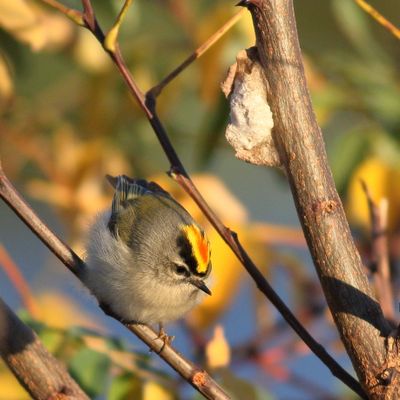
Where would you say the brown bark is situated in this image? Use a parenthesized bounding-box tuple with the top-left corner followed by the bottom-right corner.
(0, 298, 89, 399)
(239, 0, 400, 397)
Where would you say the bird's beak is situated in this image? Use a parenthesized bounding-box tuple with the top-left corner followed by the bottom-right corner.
(191, 279, 212, 296)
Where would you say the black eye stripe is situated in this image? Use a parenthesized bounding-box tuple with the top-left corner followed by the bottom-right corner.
(177, 234, 205, 276)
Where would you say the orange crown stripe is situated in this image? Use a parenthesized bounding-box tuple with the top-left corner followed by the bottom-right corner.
(182, 225, 210, 274)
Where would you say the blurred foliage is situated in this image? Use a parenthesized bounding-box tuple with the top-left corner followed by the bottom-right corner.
(0, 0, 400, 399)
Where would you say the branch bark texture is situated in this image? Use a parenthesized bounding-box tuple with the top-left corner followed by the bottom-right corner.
(0, 298, 89, 399)
(241, 0, 399, 397)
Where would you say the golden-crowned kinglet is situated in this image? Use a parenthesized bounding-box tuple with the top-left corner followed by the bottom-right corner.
(82, 175, 212, 331)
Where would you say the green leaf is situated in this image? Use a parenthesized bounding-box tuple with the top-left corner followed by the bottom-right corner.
(329, 126, 370, 193)
(109, 372, 143, 400)
(69, 348, 111, 397)
(331, 0, 387, 62)
(38, 329, 66, 354)
(218, 369, 269, 400)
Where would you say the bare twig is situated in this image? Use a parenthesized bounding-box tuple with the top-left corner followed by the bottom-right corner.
(40, 0, 84, 25)
(354, 0, 400, 40)
(241, 0, 395, 397)
(361, 181, 395, 323)
(0, 167, 83, 276)
(0, 297, 89, 399)
(0, 165, 230, 400)
(34, 1, 364, 397)
(0, 245, 39, 318)
(81, 0, 96, 32)
(147, 9, 246, 99)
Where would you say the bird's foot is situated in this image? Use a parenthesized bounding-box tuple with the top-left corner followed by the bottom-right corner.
(152, 324, 174, 352)
(157, 326, 175, 345)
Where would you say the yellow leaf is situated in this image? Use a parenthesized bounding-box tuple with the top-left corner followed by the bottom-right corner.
(236, 9, 256, 44)
(143, 381, 172, 400)
(0, 0, 73, 51)
(0, 369, 29, 400)
(26, 180, 73, 208)
(153, 174, 248, 224)
(0, 54, 13, 104)
(36, 291, 101, 331)
(206, 325, 230, 369)
(346, 157, 400, 231)
(73, 30, 111, 73)
(0, 0, 39, 48)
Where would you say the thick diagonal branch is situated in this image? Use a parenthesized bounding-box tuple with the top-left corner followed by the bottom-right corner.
(0, 298, 89, 399)
(241, 0, 398, 397)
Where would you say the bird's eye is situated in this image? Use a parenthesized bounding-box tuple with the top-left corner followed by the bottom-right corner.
(174, 265, 189, 276)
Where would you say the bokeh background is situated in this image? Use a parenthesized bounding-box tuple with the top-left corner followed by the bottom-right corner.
(1, 0, 400, 399)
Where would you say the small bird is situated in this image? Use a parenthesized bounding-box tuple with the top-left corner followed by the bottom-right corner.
(82, 175, 212, 339)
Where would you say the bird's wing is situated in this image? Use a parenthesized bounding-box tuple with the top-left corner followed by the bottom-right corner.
(107, 174, 173, 216)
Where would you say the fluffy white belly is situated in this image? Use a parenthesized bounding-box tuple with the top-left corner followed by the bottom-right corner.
(106, 274, 204, 324)
(82, 213, 207, 325)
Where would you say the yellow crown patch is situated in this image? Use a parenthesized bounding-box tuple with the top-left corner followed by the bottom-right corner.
(182, 224, 210, 274)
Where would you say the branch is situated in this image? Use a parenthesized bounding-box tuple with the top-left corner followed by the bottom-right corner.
(354, 0, 400, 40)
(240, 0, 397, 397)
(0, 297, 89, 399)
(361, 181, 395, 324)
(147, 8, 246, 99)
(0, 166, 229, 400)
(40, 0, 84, 25)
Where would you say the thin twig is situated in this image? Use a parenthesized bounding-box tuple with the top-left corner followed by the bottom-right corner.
(354, 0, 400, 40)
(0, 165, 230, 400)
(40, 0, 84, 25)
(0, 168, 83, 276)
(0, 245, 39, 318)
(81, 0, 96, 32)
(361, 181, 395, 323)
(147, 8, 246, 99)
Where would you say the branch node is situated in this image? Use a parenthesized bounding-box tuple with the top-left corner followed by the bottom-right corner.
(192, 370, 208, 387)
(377, 367, 395, 386)
(145, 92, 156, 113)
(236, 0, 261, 8)
(104, 0, 133, 53)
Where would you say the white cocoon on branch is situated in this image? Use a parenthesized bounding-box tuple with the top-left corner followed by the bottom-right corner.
(221, 48, 280, 167)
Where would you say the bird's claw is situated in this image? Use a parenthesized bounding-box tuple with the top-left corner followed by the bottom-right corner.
(151, 325, 175, 353)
